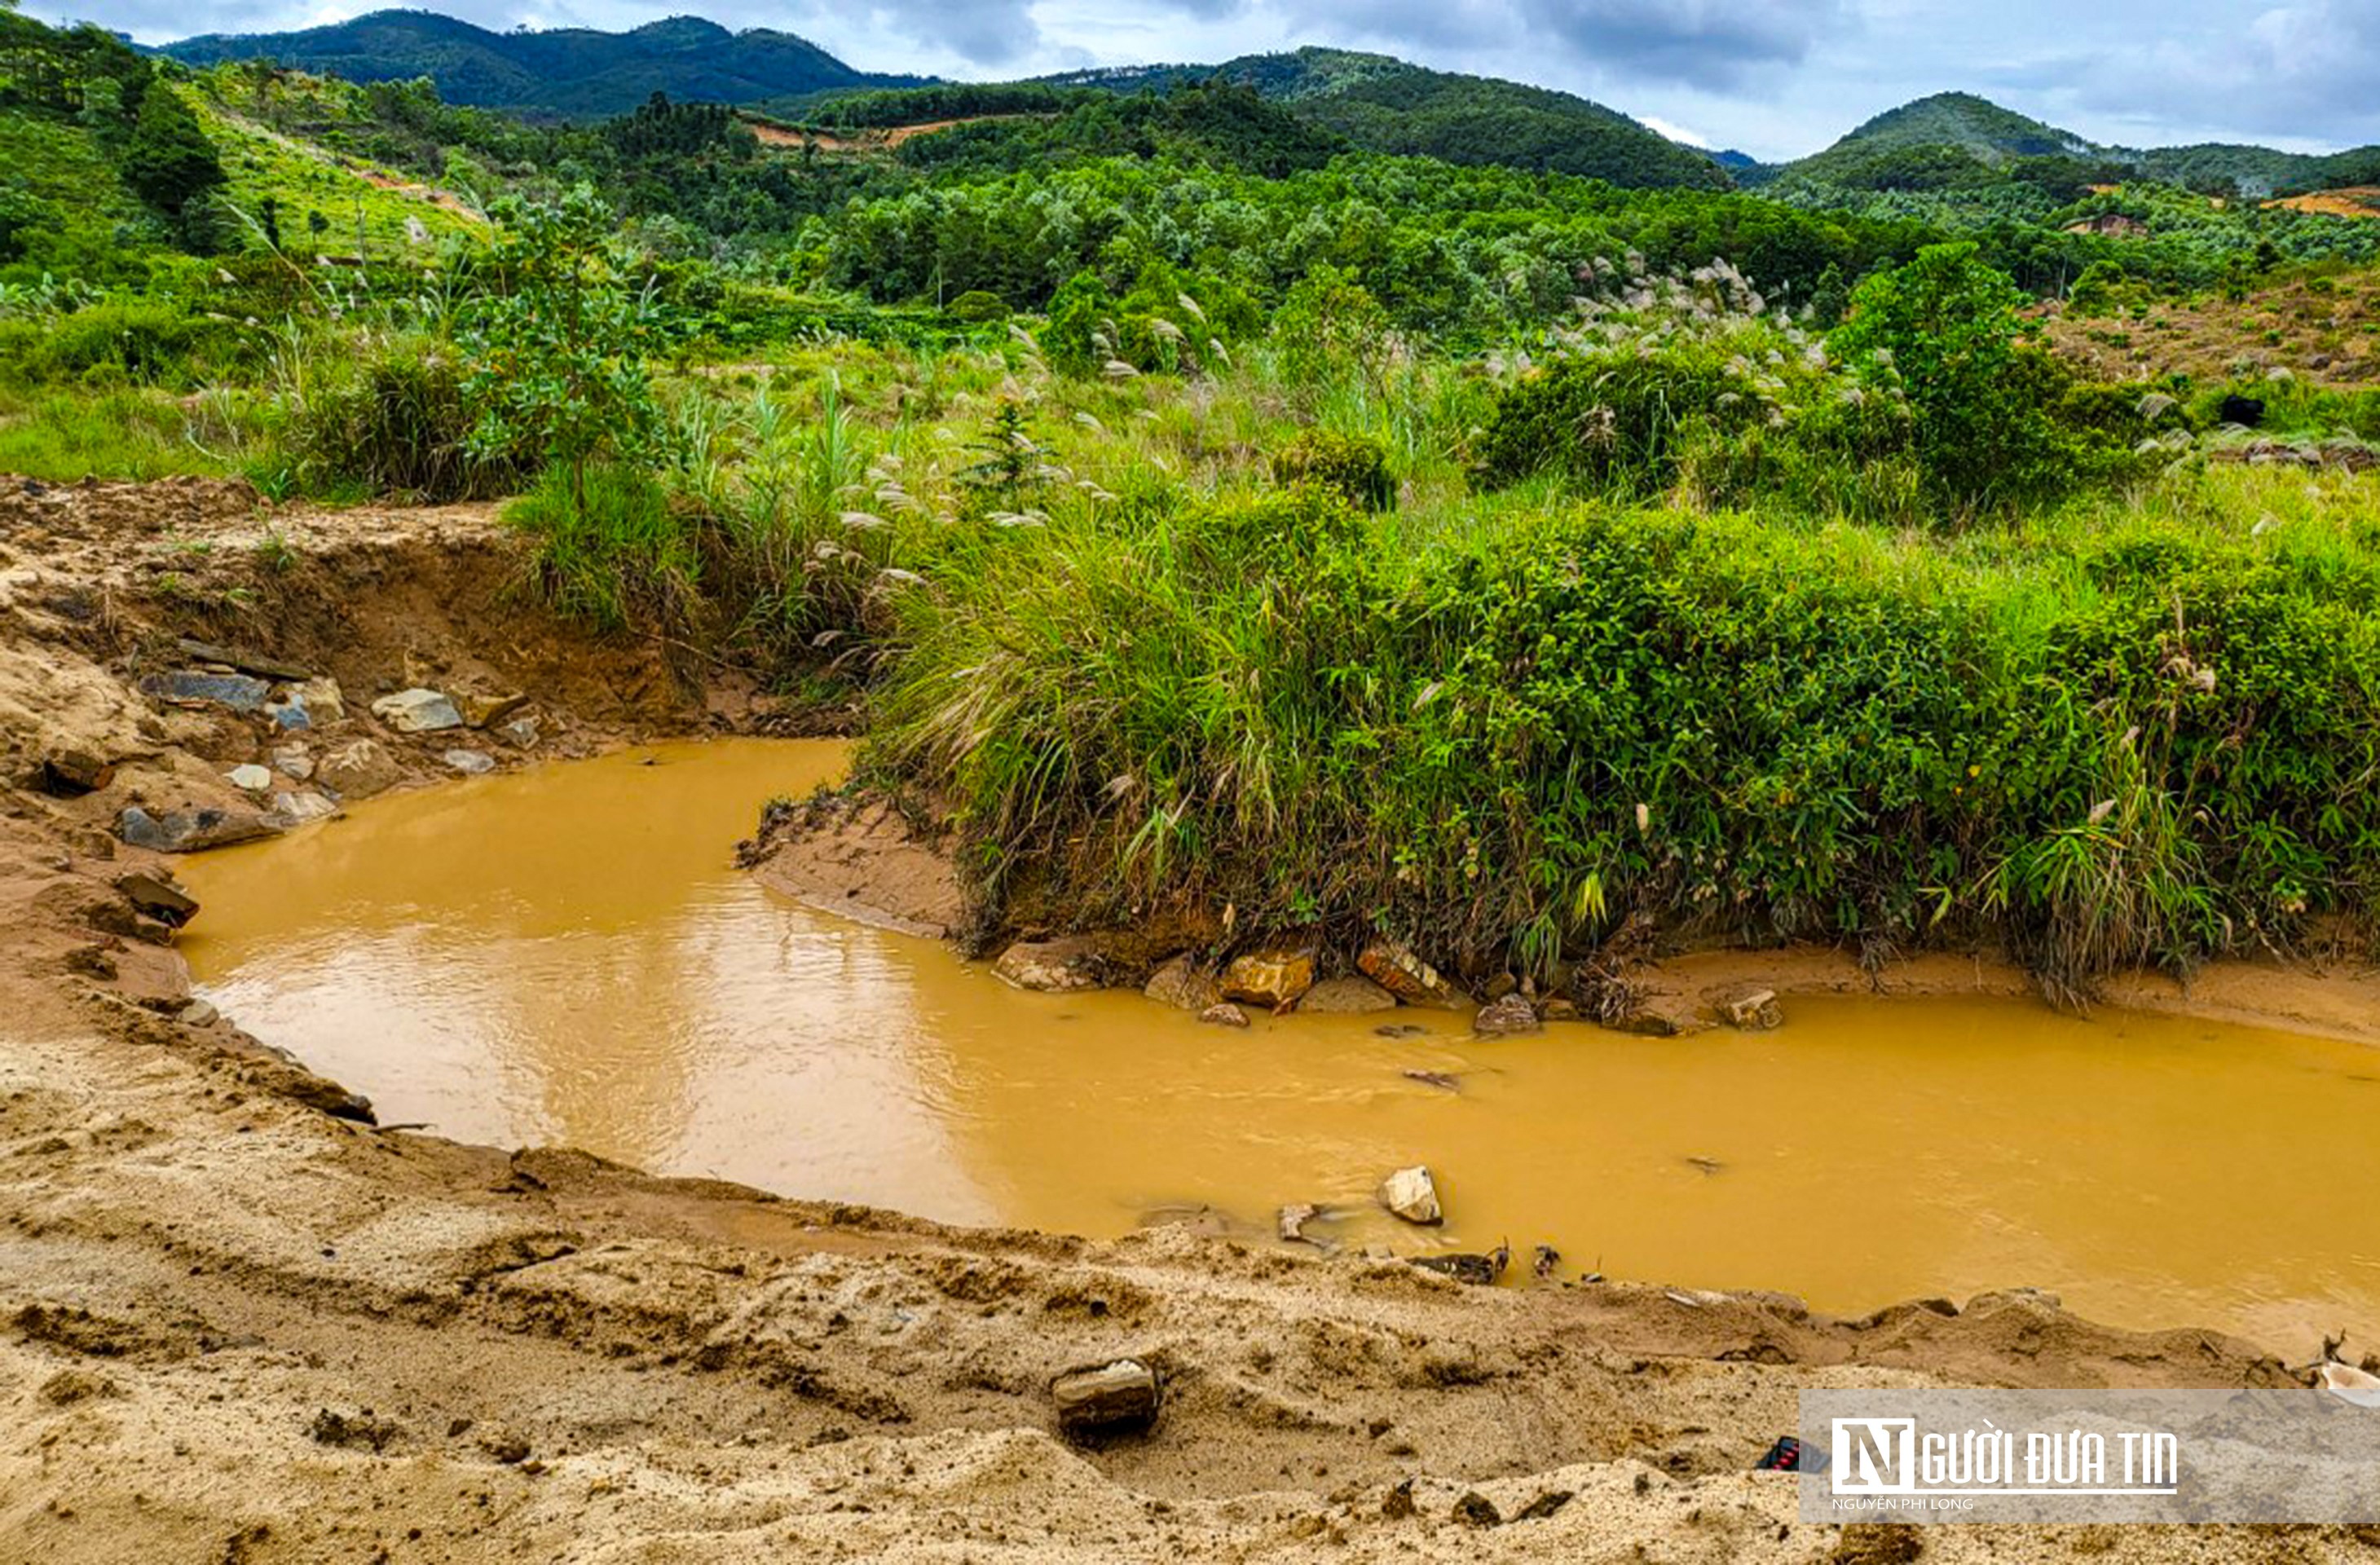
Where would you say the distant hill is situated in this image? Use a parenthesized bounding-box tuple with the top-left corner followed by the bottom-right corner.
(159, 10, 926, 119)
(1032, 47, 1730, 190)
(1787, 90, 2380, 198)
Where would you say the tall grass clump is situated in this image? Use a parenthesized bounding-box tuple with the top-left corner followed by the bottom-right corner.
(504, 463, 696, 633)
(279, 330, 517, 501)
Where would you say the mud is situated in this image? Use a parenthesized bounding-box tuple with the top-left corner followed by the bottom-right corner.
(0, 477, 2373, 1563)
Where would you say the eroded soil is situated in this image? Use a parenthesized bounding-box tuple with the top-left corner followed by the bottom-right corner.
(0, 476, 2373, 1563)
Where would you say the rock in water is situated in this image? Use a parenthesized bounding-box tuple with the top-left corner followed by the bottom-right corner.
(1378, 1165, 1442, 1225)
(1220, 946, 1315, 1009)
(1298, 975, 1399, 1013)
(1277, 1202, 1320, 1242)
(994, 936, 1106, 992)
(1143, 954, 1221, 1012)
(264, 791, 338, 829)
(370, 688, 464, 733)
(1716, 985, 1783, 1030)
(1198, 1002, 1250, 1028)
(1358, 939, 1465, 1007)
(1051, 1359, 1160, 1437)
(1471, 993, 1541, 1036)
(117, 805, 274, 853)
(117, 871, 198, 926)
(442, 749, 496, 775)
(1602, 995, 1712, 1037)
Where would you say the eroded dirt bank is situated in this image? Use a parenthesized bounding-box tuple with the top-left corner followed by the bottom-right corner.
(1, 478, 2374, 1563)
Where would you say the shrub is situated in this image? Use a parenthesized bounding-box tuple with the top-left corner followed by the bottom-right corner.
(1272, 264, 1392, 403)
(947, 289, 1008, 323)
(0, 298, 243, 386)
(1272, 429, 1395, 511)
(1040, 269, 1113, 375)
(461, 186, 666, 503)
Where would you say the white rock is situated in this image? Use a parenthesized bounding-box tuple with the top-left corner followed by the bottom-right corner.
(227, 763, 273, 792)
(443, 749, 497, 775)
(295, 676, 346, 724)
(271, 743, 314, 780)
(1378, 1165, 1443, 1225)
(265, 791, 338, 829)
(372, 688, 464, 733)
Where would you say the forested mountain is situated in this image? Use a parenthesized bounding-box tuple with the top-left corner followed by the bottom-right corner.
(1038, 47, 1730, 189)
(159, 10, 924, 118)
(1786, 89, 2380, 198)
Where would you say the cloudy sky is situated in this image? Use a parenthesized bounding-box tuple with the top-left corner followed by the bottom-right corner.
(31, 0, 2380, 161)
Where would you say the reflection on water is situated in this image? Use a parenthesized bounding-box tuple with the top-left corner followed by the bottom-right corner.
(180, 738, 2380, 1346)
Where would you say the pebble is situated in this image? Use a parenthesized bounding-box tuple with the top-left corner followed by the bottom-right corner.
(442, 749, 497, 775)
(227, 764, 273, 793)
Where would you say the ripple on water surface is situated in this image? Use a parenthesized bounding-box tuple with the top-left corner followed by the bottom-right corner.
(179, 738, 2380, 1347)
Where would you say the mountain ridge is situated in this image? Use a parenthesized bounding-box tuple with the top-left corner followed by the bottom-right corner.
(159, 9, 928, 118)
(151, 11, 2380, 195)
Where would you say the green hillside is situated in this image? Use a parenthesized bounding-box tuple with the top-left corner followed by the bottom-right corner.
(1031, 46, 1730, 189)
(160, 9, 925, 119)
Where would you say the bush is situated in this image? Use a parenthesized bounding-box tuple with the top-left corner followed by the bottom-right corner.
(947, 289, 1008, 323)
(1272, 429, 1395, 511)
(505, 462, 699, 633)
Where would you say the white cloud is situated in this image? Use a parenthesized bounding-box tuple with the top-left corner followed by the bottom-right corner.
(1638, 112, 1710, 147)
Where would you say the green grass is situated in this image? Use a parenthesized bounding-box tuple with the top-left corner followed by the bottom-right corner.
(0, 384, 269, 481)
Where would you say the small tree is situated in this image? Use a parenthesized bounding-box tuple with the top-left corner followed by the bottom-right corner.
(1829, 242, 2065, 511)
(1272, 263, 1391, 405)
(460, 185, 666, 505)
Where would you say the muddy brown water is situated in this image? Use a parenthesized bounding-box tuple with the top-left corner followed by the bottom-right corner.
(180, 738, 2380, 1347)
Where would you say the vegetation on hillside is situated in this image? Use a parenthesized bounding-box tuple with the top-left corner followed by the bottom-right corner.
(7, 5, 2379, 998)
